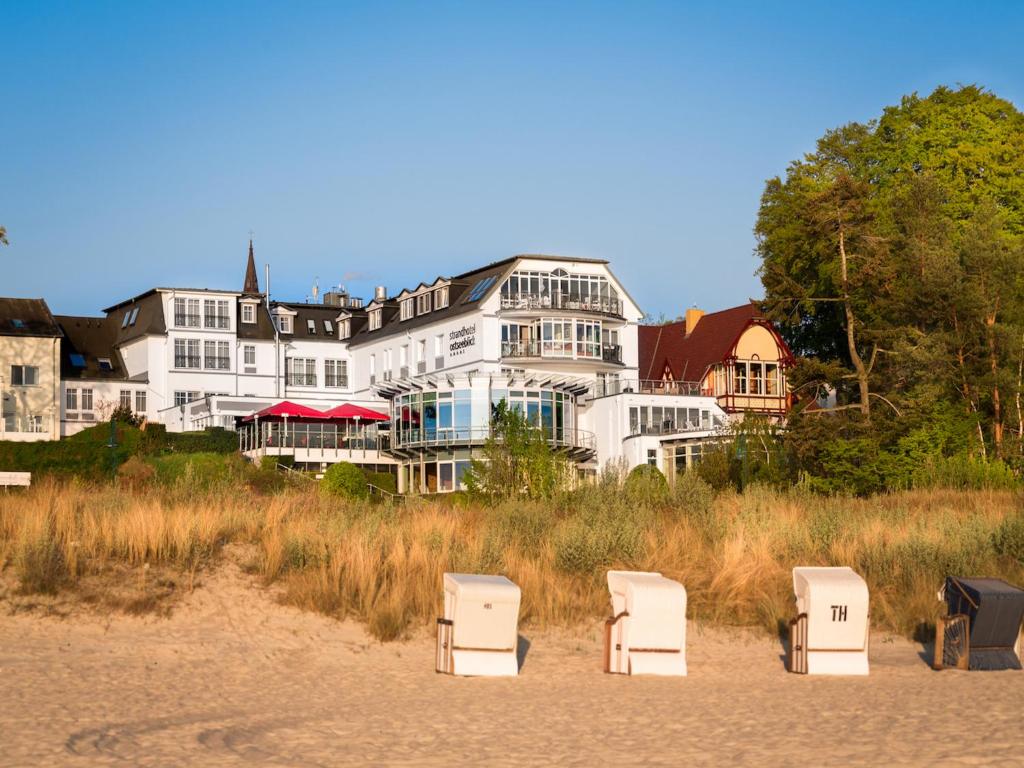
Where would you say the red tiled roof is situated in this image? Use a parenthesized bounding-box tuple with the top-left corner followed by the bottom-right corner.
(639, 303, 768, 383)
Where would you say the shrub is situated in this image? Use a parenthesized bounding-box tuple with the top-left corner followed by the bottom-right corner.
(993, 513, 1024, 565)
(150, 452, 249, 488)
(117, 456, 156, 489)
(138, 423, 169, 455)
(321, 462, 369, 499)
(624, 464, 669, 504)
(364, 470, 397, 495)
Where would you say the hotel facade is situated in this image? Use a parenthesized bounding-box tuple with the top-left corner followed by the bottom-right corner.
(2, 248, 735, 491)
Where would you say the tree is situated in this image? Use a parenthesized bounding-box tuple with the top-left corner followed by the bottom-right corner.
(0, 227, 7, 246)
(757, 85, 1024, 460)
(464, 401, 570, 501)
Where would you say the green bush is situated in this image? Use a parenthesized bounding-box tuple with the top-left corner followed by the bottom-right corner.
(138, 423, 169, 455)
(624, 464, 669, 504)
(166, 427, 237, 454)
(993, 513, 1024, 565)
(364, 470, 397, 495)
(321, 462, 369, 499)
(149, 452, 250, 488)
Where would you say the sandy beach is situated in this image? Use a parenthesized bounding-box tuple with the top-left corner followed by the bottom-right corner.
(1, 560, 1022, 767)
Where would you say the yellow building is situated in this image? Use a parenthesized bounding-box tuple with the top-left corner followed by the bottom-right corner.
(639, 303, 793, 420)
(0, 298, 62, 440)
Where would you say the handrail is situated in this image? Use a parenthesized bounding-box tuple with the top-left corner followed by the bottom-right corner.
(501, 340, 621, 363)
(278, 463, 314, 480)
(592, 379, 707, 398)
(499, 291, 624, 317)
(367, 483, 402, 502)
(392, 425, 596, 451)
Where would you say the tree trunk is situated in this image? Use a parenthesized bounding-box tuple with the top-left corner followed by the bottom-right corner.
(952, 309, 986, 458)
(838, 228, 871, 418)
(985, 312, 1003, 457)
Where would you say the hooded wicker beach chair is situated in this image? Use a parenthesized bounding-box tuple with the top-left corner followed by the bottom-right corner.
(788, 567, 870, 675)
(435, 573, 521, 677)
(604, 571, 687, 676)
(933, 577, 1024, 671)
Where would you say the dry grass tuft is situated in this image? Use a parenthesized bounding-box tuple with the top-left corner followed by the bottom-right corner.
(1, 478, 1022, 640)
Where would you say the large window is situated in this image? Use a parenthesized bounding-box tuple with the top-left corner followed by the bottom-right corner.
(417, 292, 431, 315)
(244, 345, 256, 366)
(66, 388, 78, 411)
(120, 390, 132, 409)
(174, 391, 200, 406)
(81, 388, 93, 411)
(135, 390, 147, 413)
(204, 340, 230, 370)
(241, 303, 255, 324)
(204, 299, 230, 329)
(10, 365, 38, 386)
(368, 309, 382, 331)
(400, 299, 414, 321)
(576, 320, 601, 358)
(325, 359, 348, 388)
(174, 298, 200, 327)
(174, 339, 201, 368)
(733, 363, 747, 395)
(500, 269, 621, 314)
(501, 318, 613, 361)
(541, 319, 573, 357)
(287, 358, 316, 387)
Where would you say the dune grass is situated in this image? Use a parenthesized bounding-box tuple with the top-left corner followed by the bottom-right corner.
(1, 477, 1022, 641)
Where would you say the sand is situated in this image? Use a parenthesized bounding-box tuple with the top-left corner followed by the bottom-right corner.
(1, 562, 1022, 767)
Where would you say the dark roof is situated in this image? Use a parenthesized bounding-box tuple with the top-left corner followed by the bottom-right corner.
(108, 291, 167, 345)
(348, 260, 514, 347)
(272, 301, 350, 342)
(639, 303, 783, 382)
(56, 314, 131, 381)
(102, 287, 238, 313)
(0, 298, 61, 337)
(237, 299, 276, 341)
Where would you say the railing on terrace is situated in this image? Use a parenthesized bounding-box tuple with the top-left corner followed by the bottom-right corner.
(499, 292, 623, 317)
(393, 426, 595, 452)
(592, 378, 706, 398)
(501, 341, 622, 363)
(627, 418, 722, 438)
(243, 422, 389, 452)
(287, 373, 317, 387)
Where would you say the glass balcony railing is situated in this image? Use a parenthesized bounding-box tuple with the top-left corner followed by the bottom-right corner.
(392, 425, 595, 452)
(592, 378, 706, 398)
(501, 341, 622, 363)
(499, 292, 623, 317)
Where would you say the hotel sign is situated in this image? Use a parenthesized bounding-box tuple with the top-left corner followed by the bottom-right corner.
(449, 323, 477, 357)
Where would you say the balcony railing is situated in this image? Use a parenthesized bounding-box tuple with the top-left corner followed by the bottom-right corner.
(244, 421, 389, 452)
(204, 357, 231, 370)
(499, 292, 623, 317)
(174, 314, 201, 327)
(392, 426, 595, 452)
(501, 341, 622, 363)
(287, 373, 317, 386)
(628, 419, 719, 438)
(204, 315, 230, 329)
(593, 378, 706, 398)
(174, 355, 201, 369)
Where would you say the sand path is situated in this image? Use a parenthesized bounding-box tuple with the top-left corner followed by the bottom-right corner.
(1, 562, 1022, 766)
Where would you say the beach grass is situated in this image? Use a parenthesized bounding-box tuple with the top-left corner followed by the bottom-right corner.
(1, 477, 1022, 640)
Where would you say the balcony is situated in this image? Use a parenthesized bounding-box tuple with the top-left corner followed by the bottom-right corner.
(174, 355, 201, 369)
(204, 357, 231, 370)
(499, 292, 623, 317)
(501, 341, 622, 364)
(390, 425, 595, 456)
(628, 419, 717, 438)
(593, 378, 705, 398)
(287, 373, 317, 387)
(174, 314, 201, 328)
(204, 315, 230, 329)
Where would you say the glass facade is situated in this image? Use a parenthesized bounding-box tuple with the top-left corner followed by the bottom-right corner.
(392, 385, 576, 448)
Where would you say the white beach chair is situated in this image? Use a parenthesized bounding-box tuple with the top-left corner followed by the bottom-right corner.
(789, 567, 869, 675)
(436, 573, 521, 677)
(604, 570, 687, 676)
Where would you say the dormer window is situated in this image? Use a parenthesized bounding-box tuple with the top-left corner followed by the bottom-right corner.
(400, 298, 414, 321)
(435, 286, 449, 309)
(368, 308, 382, 331)
(307, 319, 316, 334)
(241, 304, 255, 324)
(98, 358, 113, 371)
(417, 292, 431, 315)
(279, 316, 293, 334)
(339, 319, 351, 339)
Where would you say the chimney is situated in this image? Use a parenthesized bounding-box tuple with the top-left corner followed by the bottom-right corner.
(685, 307, 704, 336)
(374, 285, 387, 302)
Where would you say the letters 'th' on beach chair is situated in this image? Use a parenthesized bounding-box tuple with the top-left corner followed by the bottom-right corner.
(435, 573, 521, 677)
(788, 567, 870, 676)
(604, 570, 687, 676)
(933, 577, 1024, 671)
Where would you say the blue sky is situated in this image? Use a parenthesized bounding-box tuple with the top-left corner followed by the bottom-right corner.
(2, 1, 1022, 317)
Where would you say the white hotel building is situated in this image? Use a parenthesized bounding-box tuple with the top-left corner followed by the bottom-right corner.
(46, 248, 727, 492)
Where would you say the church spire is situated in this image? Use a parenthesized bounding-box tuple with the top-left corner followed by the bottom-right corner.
(243, 238, 260, 295)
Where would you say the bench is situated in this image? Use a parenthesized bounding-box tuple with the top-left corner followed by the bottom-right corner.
(0, 471, 31, 488)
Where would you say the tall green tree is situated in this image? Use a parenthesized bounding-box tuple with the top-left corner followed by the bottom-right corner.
(757, 85, 1024, 461)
